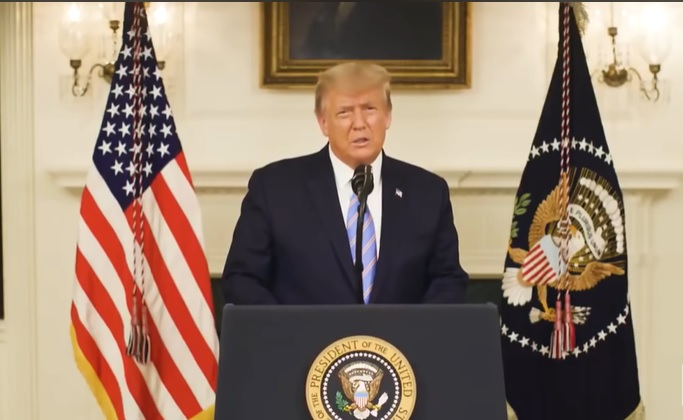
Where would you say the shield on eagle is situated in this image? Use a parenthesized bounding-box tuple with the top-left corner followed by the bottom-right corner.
(354, 388, 369, 410)
(338, 361, 384, 416)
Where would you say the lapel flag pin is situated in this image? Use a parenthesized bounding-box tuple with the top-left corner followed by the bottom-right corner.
(395, 188, 403, 198)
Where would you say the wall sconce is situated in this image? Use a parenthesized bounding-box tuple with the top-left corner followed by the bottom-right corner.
(58, 2, 175, 97)
(590, 2, 672, 102)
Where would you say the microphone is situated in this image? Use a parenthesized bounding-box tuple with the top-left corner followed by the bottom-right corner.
(351, 165, 374, 304)
(352, 164, 374, 199)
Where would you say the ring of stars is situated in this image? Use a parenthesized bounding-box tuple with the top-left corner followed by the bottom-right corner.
(500, 304, 630, 359)
(528, 137, 613, 166)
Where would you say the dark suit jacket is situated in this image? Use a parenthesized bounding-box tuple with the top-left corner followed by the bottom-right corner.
(221, 146, 469, 305)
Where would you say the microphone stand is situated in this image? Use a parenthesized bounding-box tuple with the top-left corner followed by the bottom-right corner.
(354, 190, 368, 304)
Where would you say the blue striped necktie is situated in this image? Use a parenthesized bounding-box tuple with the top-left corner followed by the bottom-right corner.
(346, 192, 377, 303)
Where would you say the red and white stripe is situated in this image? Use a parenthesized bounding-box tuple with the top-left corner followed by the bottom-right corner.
(521, 242, 557, 286)
(71, 152, 219, 420)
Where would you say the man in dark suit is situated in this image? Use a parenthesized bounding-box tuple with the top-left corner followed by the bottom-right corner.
(221, 62, 468, 305)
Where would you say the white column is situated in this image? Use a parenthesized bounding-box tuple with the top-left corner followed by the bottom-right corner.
(627, 194, 656, 409)
(0, 2, 38, 420)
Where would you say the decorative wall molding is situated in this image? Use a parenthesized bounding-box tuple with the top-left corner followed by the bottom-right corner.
(47, 166, 683, 194)
(0, 3, 38, 420)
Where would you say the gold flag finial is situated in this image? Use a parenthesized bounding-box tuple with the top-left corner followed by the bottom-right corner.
(570, 2, 589, 36)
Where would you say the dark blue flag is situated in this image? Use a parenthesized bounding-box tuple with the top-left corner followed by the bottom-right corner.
(499, 3, 642, 419)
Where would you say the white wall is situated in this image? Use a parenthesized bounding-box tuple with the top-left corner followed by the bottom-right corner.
(2, 2, 683, 419)
(0, 327, 6, 420)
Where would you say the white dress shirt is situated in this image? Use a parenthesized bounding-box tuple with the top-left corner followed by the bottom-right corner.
(328, 148, 383, 254)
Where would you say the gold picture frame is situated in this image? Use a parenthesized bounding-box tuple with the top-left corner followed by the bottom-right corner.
(261, 2, 471, 89)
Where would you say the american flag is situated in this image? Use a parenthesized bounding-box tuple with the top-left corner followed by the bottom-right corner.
(69, 3, 219, 419)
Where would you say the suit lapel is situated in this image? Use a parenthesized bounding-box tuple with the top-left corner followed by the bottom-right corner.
(370, 157, 404, 302)
(305, 147, 356, 289)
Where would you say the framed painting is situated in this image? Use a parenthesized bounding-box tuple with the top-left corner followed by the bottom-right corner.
(261, 2, 471, 89)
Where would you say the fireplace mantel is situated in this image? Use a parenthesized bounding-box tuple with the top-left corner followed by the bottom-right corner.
(47, 165, 683, 194)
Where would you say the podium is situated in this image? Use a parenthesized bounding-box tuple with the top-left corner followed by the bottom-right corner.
(214, 303, 507, 419)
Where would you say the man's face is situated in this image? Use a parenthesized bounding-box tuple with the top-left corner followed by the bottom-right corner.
(316, 86, 391, 168)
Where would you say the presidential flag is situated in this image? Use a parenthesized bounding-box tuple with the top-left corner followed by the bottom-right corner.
(69, 3, 219, 419)
(499, 3, 642, 419)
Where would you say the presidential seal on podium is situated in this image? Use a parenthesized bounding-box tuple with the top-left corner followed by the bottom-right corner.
(305, 335, 416, 420)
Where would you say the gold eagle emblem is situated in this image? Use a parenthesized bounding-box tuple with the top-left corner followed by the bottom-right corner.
(338, 361, 389, 419)
(503, 171, 626, 324)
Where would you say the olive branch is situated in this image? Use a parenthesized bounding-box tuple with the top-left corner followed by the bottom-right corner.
(335, 391, 350, 411)
(510, 193, 532, 239)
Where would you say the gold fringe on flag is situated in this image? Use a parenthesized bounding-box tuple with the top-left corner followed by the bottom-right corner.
(570, 2, 589, 36)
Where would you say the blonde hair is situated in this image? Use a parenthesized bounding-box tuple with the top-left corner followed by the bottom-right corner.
(314, 62, 392, 114)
